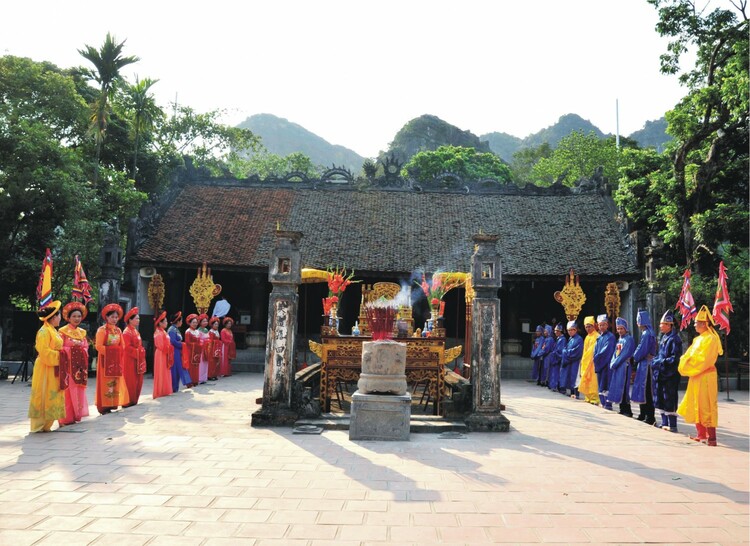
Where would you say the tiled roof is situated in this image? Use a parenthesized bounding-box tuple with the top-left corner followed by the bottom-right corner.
(135, 184, 639, 278)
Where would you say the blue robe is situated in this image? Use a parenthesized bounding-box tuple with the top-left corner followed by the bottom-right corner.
(530, 334, 543, 381)
(608, 334, 635, 404)
(540, 336, 555, 384)
(168, 325, 192, 391)
(630, 327, 657, 404)
(652, 328, 683, 412)
(548, 335, 566, 390)
(561, 334, 583, 390)
(594, 330, 616, 406)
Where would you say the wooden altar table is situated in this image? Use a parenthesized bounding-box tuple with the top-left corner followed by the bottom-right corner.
(310, 336, 462, 415)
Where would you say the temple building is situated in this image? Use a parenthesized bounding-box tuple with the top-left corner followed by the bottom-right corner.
(123, 165, 641, 373)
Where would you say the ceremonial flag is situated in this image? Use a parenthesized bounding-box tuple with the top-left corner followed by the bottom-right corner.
(36, 248, 53, 309)
(712, 260, 733, 334)
(675, 269, 697, 331)
(72, 255, 93, 304)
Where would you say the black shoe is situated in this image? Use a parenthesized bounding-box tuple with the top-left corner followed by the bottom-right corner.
(636, 414, 646, 421)
(645, 418, 656, 425)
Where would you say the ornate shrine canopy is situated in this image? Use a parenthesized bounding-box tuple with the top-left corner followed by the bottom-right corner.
(133, 181, 640, 280)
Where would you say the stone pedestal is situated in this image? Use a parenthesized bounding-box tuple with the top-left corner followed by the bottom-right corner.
(349, 392, 411, 441)
(357, 340, 407, 395)
(350, 339, 411, 440)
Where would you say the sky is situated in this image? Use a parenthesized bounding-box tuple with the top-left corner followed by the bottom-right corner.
(3, 1, 693, 158)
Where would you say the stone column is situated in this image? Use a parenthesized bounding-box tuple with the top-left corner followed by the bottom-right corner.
(465, 234, 510, 432)
(251, 230, 302, 427)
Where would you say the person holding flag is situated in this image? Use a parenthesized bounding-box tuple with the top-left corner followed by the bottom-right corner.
(28, 301, 65, 432)
(677, 305, 722, 446)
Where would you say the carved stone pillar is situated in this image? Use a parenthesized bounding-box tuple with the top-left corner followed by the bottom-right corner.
(464, 234, 510, 432)
(252, 230, 302, 427)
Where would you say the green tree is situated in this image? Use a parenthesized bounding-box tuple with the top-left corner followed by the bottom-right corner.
(0, 56, 90, 305)
(510, 142, 552, 185)
(78, 33, 139, 183)
(120, 76, 162, 182)
(153, 104, 260, 178)
(530, 131, 625, 186)
(402, 145, 512, 185)
(228, 150, 321, 179)
(648, 0, 749, 268)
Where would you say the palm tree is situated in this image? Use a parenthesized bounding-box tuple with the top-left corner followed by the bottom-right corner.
(124, 76, 161, 181)
(78, 33, 139, 183)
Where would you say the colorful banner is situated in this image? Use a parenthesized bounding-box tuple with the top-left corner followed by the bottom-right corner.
(36, 248, 53, 309)
(712, 260, 733, 334)
(675, 269, 697, 331)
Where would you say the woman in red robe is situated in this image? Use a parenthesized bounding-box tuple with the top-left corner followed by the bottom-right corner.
(59, 302, 90, 425)
(220, 317, 236, 377)
(95, 304, 130, 414)
(152, 310, 174, 399)
(207, 316, 222, 380)
(122, 307, 146, 406)
(183, 314, 201, 387)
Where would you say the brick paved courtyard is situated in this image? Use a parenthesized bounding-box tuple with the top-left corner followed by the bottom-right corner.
(1, 373, 747, 545)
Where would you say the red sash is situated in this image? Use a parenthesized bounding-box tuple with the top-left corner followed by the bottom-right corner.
(167, 344, 175, 369)
(104, 345, 123, 376)
(70, 346, 89, 386)
(59, 350, 71, 390)
(136, 347, 147, 374)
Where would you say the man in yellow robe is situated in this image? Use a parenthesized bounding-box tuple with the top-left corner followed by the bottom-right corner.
(578, 316, 600, 405)
(677, 305, 722, 446)
(28, 301, 66, 432)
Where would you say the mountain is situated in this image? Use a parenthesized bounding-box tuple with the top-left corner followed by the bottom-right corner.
(482, 114, 607, 161)
(382, 114, 493, 164)
(237, 114, 365, 172)
(628, 117, 671, 152)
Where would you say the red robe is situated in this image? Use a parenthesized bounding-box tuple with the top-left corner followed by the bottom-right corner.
(207, 328, 222, 379)
(122, 326, 146, 405)
(184, 327, 202, 385)
(220, 327, 236, 377)
(94, 325, 130, 413)
(152, 327, 174, 399)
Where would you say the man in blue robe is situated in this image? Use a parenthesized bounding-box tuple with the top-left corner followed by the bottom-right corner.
(561, 320, 584, 398)
(540, 325, 555, 387)
(593, 314, 616, 409)
(549, 323, 566, 391)
(631, 310, 658, 424)
(531, 325, 543, 384)
(652, 310, 683, 432)
(608, 317, 635, 417)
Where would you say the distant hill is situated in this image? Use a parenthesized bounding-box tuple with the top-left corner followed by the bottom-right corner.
(628, 117, 671, 152)
(381, 114, 493, 164)
(237, 114, 365, 172)
(481, 132, 523, 163)
(482, 114, 607, 161)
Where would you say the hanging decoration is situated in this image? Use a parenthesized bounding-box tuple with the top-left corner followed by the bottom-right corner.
(189, 262, 222, 315)
(553, 269, 586, 321)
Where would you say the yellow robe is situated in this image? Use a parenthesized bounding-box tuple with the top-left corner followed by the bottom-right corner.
(677, 330, 720, 427)
(579, 331, 600, 403)
(28, 322, 66, 431)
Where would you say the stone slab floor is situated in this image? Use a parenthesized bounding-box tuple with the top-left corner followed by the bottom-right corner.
(0, 372, 747, 545)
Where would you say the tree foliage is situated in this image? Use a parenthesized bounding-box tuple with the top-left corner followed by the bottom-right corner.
(402, 145, 512, 184)
(529, 131, 627, 186)
(645, 0, 749, 268)
(227, 150, 321, 179)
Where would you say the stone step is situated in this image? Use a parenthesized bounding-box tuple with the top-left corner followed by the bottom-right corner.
(295, 413, 468, 433)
